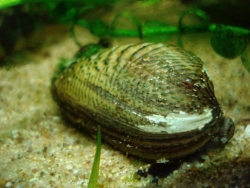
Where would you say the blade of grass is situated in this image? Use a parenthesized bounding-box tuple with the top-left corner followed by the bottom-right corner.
(88, 125, 102, 188)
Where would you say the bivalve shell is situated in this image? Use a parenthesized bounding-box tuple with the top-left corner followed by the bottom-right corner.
(52, 43, 234, 161)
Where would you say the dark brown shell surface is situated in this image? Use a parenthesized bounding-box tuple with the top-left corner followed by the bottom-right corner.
(52, 43, 234, 161)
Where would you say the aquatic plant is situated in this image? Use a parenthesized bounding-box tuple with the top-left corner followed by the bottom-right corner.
(0, 0, 249, 72)
(88, 125, 102, 188)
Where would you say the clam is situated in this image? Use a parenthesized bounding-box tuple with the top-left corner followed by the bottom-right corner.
(52, 43, 234, 161)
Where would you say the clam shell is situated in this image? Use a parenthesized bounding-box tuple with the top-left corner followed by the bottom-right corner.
(52, 43, 233, 160)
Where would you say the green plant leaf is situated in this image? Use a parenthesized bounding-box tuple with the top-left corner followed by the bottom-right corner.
(88, 125, 102, 188)
(74, 43, 102, 59)
(89, 19, 109, 37)
(211, 24, 249, 59)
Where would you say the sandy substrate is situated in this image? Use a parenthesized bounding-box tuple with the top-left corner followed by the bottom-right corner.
(1, 1, 250, 188)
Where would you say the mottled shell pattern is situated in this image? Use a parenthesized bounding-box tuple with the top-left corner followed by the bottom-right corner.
(52, 43, 234, 161)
